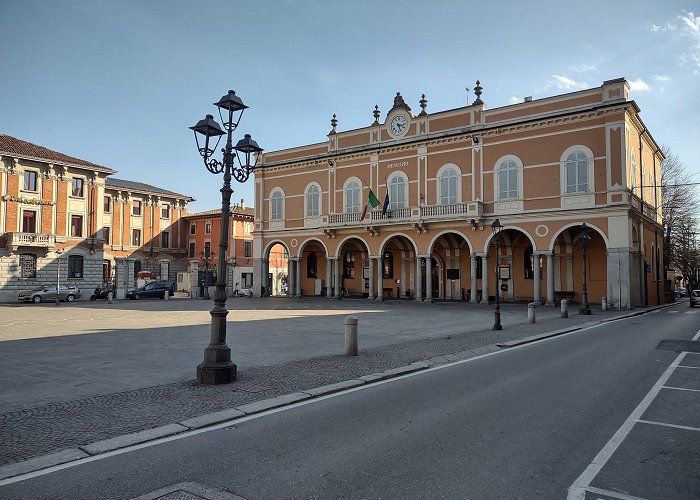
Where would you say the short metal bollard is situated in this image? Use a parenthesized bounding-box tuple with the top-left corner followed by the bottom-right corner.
(164, 290, 169, 301)
(561, 299, 569, 318)
(601, 296, 607, 311)
(107, 291, 113, 304)
(345, 315, 358, 356)
(528, 302, 536, 324)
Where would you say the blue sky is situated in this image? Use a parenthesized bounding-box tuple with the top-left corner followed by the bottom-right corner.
(1, 1, 698, 211)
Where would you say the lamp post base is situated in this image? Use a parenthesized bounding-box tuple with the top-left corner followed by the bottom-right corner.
(493, 311, 502, 330)
(578, 306, 592, 315)
(197, 361, 237, 385)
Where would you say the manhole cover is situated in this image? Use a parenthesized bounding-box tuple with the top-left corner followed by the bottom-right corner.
(131, 482, 245, 500)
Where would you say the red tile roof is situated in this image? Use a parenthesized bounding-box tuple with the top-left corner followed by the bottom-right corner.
(0, 134, 116, 173)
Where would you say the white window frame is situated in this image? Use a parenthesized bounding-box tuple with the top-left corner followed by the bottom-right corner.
(22, 170, 39, 192)
(387, 171, 408, 210)
(344, 178, 361, 213)
(436, 164, 461, 205)
(560, 146, 594, 194)
(270, 188, 285, 221)
(304, 183, 321, 217)
(494, 156, 522, 200)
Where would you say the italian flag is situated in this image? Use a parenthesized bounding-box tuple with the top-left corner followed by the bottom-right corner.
(360, 188, 380, 220)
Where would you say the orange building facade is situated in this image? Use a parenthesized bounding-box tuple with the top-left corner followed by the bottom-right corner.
(253, 78, 666, 309)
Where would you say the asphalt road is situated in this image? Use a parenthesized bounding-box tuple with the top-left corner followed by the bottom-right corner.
(2, 303, 698, 499)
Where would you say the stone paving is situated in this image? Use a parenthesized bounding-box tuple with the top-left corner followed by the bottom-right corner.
(0, 296, 641, 468)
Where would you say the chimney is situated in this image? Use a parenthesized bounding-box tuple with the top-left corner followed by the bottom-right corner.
(240, 198, 245, 209)
(524, 96, 532, 102)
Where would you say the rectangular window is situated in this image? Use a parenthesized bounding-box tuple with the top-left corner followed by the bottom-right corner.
(22, 210, 37, 233)
(204, 241, 211, 257)
(20, 253, 37, 278)
(161, 231, 170, 248)
(132, 200, 142, 216)
(161, 205, 170, 219)
(104, 196, 111, 213)
(205, 222, 212, 234)
(23, 171, 38, 192)
(242, 272, 253, 288)
(132, 228, 141, 246)
(68, 255, 83, 278)
(71, 178, 84, 197)
(244, 240, 252, 257)
(103, 226, 110, 244)
(189, 242, 196, 258)
(190, 223, 196, 235)
(70, 215, 83, 237)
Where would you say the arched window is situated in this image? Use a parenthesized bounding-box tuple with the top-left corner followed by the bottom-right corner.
(305, 184, 320, 217)
(439, 166, 459, 205)
(383, 250, 394, 278)
(565, 150, 589, 193)
(20, 253, 36, 278)
(307, 252, 317, 278)
(270, 189, 284, 220)
(345, 179, 360, 213)
(498, 160, 518, 199)
(388, 173, 407, 209)
(68, 255, 84, 279)
(343, 251, 355, 278)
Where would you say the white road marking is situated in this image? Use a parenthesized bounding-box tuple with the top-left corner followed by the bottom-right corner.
(662, 385, 700, 393)
(566, 328, 700, 500)
(583, 485, 649, 500)
(677, 365, 700, 370)
(667, 310, 679, 314)
(637, 419, 700, 432)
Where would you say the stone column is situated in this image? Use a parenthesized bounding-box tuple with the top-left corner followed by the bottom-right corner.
(565, 254, 574, 293)
(533, 252, 542, 303)
(262, 258, 270, 296)
(470, 255, 478, 303)
(455, 256, 461, 300)
(481, 254, 489, 303)
(326, 257, 333, 298)
(546, 253, 555, 305)
(288, 259, 296, 298)
(415, 257, 424, 301)
(400, 254, 407, 298)
(425, 256, 433, 302)
(334, 257, 341, 299)
(554, 254, 562, 293)
(295, 257, 302, 297)
(376, 255, 383, 301)
(367, 257, 375, 300)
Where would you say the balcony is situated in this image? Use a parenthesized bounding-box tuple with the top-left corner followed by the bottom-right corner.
(325, 201, 483, 228)
(7, 232, 56, 252)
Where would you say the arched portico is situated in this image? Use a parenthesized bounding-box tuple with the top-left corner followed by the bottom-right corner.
(262, 240, 290, 297)
(375, 233, 418, 300)
(332, 236, 370, 298)
(428, 231, 473, 301)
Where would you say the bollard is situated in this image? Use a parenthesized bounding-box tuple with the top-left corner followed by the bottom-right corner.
(601, 296, 607, 311)
(107, 291, 113, 304)
(345, 315, 358, 356)
(561, 299, 569, 318)
(528, 302, 536, 324)
(164, 290, 169, 301)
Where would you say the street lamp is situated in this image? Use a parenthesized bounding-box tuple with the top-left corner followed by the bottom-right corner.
(199, 249, 215, 300)
(55, 249, 64, 306)
(492, 219, 504, 330)
(190, 89, 263, 385)
(578, 223, 592, 315)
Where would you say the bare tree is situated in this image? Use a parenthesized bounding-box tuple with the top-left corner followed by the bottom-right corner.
(661, 145, 700, 288)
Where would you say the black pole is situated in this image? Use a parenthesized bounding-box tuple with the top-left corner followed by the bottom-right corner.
(493, 237, 502, 330)
(579, 237, 591, 315)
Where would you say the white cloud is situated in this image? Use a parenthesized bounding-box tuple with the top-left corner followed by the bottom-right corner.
(679, 11, 700, 32)
(550, 75, 588, 90)
(571, 63, 596, 73)
(628, 79, 650, 91)
(650, 24, 661, 32)
(509, 96, 520, 104)
(653, 75, 671, 81)
(652, 11, 700, 70)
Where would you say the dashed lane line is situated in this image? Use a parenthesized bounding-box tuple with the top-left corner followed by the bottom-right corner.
(662, 385, 700, 393)
(637, 419, 700, 432)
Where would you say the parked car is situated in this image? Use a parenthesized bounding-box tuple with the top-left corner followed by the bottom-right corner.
(126, 281, 174, 300)
(690, 290, 700, 308)
(675, 287, 687, 298)
(18, 284, 81, 303)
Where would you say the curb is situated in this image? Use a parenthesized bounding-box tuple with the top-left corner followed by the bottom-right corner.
(0, 301, 678, 483)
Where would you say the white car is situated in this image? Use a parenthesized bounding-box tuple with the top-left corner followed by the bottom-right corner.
(690, 290, 700, 308)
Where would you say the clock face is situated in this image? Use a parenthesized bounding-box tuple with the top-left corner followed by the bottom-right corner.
(389, 114, 408, 136)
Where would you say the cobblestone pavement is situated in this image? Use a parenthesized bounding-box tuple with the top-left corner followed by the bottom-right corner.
(0, 300, 641, 467)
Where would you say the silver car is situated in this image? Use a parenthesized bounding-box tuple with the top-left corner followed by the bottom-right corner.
(18, 284, 81, 303)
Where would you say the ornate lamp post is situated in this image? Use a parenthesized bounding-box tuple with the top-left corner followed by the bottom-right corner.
(199, 249, 215, 300)
(492, 219, 504, 330)
(190, 90, 263, 385)
(578, 223, 592, 315)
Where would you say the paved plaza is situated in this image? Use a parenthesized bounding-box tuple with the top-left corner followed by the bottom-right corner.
(0, 296, 653, 471)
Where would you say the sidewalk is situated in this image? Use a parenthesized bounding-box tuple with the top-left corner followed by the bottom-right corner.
(0, 298, 670, 480)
